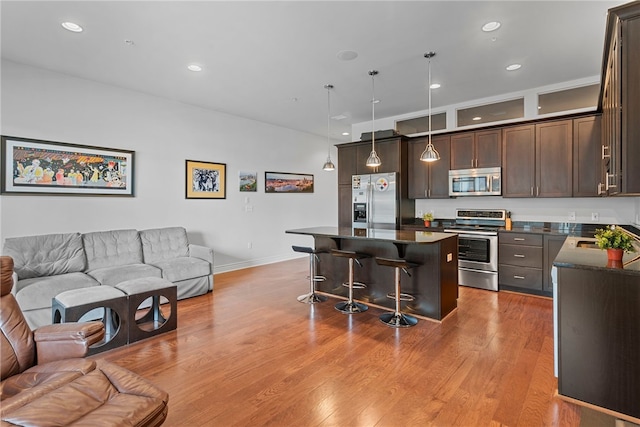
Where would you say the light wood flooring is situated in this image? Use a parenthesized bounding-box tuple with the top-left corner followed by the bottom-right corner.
(95, 258, 589, 426)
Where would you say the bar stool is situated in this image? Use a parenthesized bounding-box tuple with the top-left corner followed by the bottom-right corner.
(375, 257, 420, 327)
(331, 249, 370, 314)
(292, 246, 328, 304)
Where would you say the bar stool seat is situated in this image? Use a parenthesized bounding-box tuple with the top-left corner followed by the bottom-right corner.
(331, 249, 370, 314)
(375, 257, 420, 327)
(292, 245, 328, 304)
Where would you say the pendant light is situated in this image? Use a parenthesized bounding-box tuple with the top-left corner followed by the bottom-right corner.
(322, 84, 336, 171)
(365, 70, 381, 167)
(420, 52, 440, 162)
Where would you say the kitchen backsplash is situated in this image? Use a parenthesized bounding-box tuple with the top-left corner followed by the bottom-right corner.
(415, 196, 639, 225)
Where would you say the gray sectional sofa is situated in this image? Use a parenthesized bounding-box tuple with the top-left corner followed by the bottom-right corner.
(3, 226, 213, 329)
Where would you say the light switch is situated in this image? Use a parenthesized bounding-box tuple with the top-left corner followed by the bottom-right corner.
(447, 253, 453, 262)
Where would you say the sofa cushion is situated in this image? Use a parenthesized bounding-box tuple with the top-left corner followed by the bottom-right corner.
(87, 264, 161, 287)
(3, 233, 86, 280)
(152, 257, 211, 283)
(139, 227, 189, 264)
(15, 273, 99, 312)
(82, 229, 144, 271)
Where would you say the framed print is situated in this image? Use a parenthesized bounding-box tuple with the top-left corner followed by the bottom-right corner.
(186, 160, 226, 199)
(239, 171, 257, 192)
(1, 135, 134, 196)
(265, 171, 314, 193)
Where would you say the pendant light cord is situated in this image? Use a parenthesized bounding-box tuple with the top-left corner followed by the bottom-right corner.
(428, 56, 432, 148)
(371, 72, 376, 153)
(327, 85, 332, 157)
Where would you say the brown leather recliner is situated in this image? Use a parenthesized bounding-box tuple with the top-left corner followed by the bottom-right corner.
(0, 256, 169, 426)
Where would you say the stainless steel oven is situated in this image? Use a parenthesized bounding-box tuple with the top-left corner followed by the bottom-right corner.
(444, 209, 506, 291)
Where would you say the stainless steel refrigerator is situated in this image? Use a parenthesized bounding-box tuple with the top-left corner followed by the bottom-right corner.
(352, 172, 413, 229)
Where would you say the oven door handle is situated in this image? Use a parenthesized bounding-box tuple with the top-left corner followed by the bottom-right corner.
(458, 267, 497, 275)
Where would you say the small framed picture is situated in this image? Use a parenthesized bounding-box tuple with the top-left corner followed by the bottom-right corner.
(186, 160, 226, 199)
(239, 171, 257, 192)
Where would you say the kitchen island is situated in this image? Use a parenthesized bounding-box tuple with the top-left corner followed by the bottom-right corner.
(286, 227, 458, 321)
(553, 236, 640, 423)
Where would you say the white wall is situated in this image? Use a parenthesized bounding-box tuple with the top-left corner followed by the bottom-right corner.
(0, 60, 337, 273)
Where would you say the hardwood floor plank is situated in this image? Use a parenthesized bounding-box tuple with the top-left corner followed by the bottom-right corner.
(93, 258, 587, 426)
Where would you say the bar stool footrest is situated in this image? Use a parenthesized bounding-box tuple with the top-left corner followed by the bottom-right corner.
(305, 275, 327, 282)
(386, 292, 415, 302)
(379, 312, 418, 328)
(342, 281, 366, 290)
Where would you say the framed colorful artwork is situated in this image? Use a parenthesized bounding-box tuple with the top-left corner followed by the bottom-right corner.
(1, 135, 134, 196)
(265, 171, 314, 193)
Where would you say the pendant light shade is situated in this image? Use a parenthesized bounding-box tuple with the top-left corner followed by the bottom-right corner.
(322, 84, 335, 171)
(366, 70, 382, 168)
(420, 52, 440, 163)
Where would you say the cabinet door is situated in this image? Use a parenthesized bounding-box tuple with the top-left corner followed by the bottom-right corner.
(475, 129, 502, 168)
(573, 115, 602, 197)
(356, 138, 402, 175)
(428, 135, 451, 198)
(338, 184, 352, 228)
(356, 143, 375, 175)
(408, 139, 429, 198)
(536, 120, 573, 197)
(337, 145, 357, 185)
(502, 125, 535, 197)
(450, 132, 474, 170)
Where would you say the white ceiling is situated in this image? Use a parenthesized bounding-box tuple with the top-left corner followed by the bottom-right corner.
(0, 1, 624, 142)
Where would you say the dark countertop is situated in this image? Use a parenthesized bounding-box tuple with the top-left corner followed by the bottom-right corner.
(403, 218, 640, 239)
(553, 236, 640, 275)
(286, 226, 455, 244)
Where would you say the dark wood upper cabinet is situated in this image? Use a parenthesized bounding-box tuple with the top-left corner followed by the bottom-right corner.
(450, 129, 501, 170)
(502, 125, 536, 197)
(573, 115, 602, 197)
(408, 135, 450, 199)
(536, 119, 573, 198)
(503, 121, 573, 198)
(599, 2, 640, 195)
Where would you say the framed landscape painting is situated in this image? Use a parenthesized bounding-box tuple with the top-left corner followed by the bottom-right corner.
(239, 171, 257, 192)
(186, 160, 226, 199)
(1, 135, 134, 196)
(265, 171, 314, 193)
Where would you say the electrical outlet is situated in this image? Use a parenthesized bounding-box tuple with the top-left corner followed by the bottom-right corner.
(591, 212, 599, 221)
(247, 242, 252, 249)
(568, 211, 576, 221)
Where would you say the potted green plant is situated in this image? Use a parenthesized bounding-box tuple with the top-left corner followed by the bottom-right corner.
(594, 225, 635, 263)
(423, 212, 434, 227)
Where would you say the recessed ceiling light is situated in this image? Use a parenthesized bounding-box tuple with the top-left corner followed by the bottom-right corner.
(506, 63, 522, 71)
(124, 39, 135, 46)
(336, 50, 358, 61)
(331, 114, 347, 121)
(472, 116, 482, 121)
(187, 64, 203, 72)
(342, 132, 350, 136)
(430, 83, 441, 89)
(482, 21, 501, 32)
(61, 22, 83, 33)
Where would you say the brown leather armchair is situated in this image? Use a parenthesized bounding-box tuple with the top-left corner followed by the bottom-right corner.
(0, 256, 169, 426)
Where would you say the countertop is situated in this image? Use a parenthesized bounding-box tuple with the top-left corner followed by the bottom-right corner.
(403, 219, 640, 239)
(553, 236, 640, 275)
(286, 226, 455, 244)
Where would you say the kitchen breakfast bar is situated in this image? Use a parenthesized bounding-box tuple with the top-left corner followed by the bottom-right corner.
(286, 227, 459, 321)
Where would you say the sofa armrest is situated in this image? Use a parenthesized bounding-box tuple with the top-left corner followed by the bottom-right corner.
(189, 243, 214, 265)
(34, 321, 104, 364)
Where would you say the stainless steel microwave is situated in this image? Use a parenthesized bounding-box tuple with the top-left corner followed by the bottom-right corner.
(448, 167, 501, 196)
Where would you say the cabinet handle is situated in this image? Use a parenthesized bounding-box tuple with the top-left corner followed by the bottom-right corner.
(425, 189, 428, 197)
(602, 145, 610, 159)
(606, 173, 617, 189)
(514, 275, 525, 280)
(514, 238, 525, 241)
(536, 186, 540, 197)
(514, 254, 525, 258)
(531, 187, 534, 196)
(597, 182, 606, 195)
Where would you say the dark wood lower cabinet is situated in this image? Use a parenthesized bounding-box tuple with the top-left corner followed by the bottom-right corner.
(556, 266, 640, 420)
